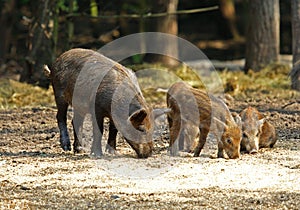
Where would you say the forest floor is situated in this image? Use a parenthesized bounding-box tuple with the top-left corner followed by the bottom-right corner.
(0, 95, 299, 209)
(0, 62, 300, 209)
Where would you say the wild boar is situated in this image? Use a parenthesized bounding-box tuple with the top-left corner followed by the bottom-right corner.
(44, 48, 153, 158)
(239, 106, 277, 153)
(167, 82, 242, 159)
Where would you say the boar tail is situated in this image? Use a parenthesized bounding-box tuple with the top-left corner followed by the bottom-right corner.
(43, 65, 51, 78)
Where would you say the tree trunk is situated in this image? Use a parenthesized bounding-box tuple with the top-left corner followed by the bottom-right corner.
(67, 0, 75, 49)
(0, 0, 16, 64)
(244, 0, 280, 72)
(21, 0, 56, 88)
(154, 0, 179, 67)
(291, 0, 300, 91)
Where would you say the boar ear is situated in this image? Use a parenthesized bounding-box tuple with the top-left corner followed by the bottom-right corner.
(232, 112, 242, 128)
(257, 118, 265, 129)
(152, 108, 171, 119)
(213, 117, 228, 129)
(129, 109, 147, 124)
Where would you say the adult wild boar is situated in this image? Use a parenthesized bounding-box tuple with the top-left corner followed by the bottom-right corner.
(239, 106, 277, 153)
(44, 48, 153, 158)
(167, 82, 242, 159)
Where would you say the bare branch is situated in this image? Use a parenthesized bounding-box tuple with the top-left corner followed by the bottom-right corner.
(66, 6, 219, 19)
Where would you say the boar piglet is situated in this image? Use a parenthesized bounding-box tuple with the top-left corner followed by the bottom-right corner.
(45, 48, 153, 158)
(239, 106, 277, 153)
(167, 82, 242, 159)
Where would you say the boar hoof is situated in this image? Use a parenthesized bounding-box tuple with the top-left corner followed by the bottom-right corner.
(60, 136, 71, 151)
(90, 153, 103, 158)
(170, 151, 179, 157)
(170, 147, 179, 156)
(61, 144, 71, 151)
(90, 150, 103, 158)
(193, 153, 199, 157)
(105, 146, 117, 155)
(217, 152, 225, 159)
(74, 146, 84, 154)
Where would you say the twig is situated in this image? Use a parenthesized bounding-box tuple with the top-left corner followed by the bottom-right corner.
(66, 6, 219, 19)
(281, 100, 300, 109)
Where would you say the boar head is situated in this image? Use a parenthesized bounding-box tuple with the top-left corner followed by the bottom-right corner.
(125, 108, 153, 158)
(241, 118, 265, 154)
(215, 117, 242, 159)
(221, 124, 242, 159)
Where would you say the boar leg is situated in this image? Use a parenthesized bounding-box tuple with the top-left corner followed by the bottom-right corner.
(56, 99, 71, 151)
(193, 127, 209, 157)
(72, 112, 84, 154)
(90, 115, 104, 157)
(178, 131, 184, 151)
(168, 116, 180, 156)
(217, 142, 225, 158)
(106, 121, 118, 154)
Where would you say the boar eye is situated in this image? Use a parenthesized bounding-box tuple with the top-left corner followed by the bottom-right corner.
(226, 138, 232, 144)
(242, 133, 247, 138)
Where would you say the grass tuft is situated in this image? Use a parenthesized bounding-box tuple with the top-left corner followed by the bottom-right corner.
(0, 62, 298, 109)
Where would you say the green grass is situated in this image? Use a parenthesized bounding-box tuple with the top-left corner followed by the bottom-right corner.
(0, 62, 298, 109)
(0, 79, 55, 109)
(219, 63, 298, 100)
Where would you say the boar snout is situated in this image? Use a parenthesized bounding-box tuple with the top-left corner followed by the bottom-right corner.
(127, 140, 153, 158)
(222, 140, 241, 159)
(249, 149, 258, 154)
(230, 153, 241, 159)
(125, 108, 154, 158)
(226, 147, 241, 159)
(242, 134, 259, 154)
(137, 143, 153, 158)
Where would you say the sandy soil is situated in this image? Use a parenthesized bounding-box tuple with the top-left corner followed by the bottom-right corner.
(0, 97, 299, 209)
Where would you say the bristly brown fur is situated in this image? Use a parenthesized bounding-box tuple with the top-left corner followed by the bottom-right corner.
(49, 48, 153, 158)
(167, 82, 241, 159)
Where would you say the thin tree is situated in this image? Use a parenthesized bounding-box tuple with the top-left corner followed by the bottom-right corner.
(154, 0, 179, 67)
(291, 0, 300, 91)
(21, 0, 56, 88)
(0, 0, 16, 64)
(244, 0, 280, 72)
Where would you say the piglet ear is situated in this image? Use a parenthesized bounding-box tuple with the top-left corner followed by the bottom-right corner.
(213, 117, 228, 129)
(257, 118, 265, 129)
(231, 112, 242, 128)
(129, 109, 147, 125)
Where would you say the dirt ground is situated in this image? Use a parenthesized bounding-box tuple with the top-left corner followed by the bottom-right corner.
(0, 96, 299, 209)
